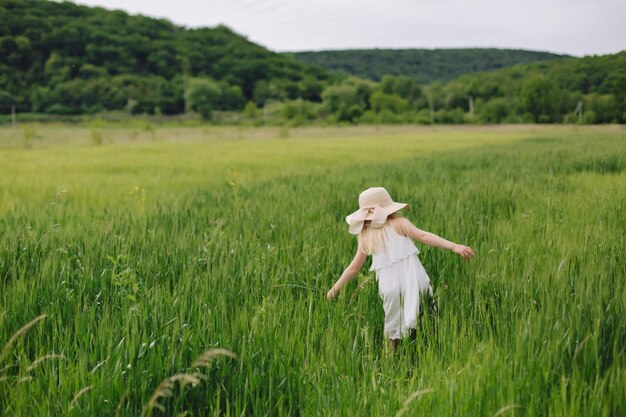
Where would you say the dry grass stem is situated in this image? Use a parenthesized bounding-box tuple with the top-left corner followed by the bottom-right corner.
(493, 404, 523, 417)
(395, 388, 435, 417)
(573, 335, 592, 360)
(69, 385, 93, 409)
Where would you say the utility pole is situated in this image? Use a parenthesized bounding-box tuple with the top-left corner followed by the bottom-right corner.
(468, 95, 474, 117)
(180, 56, 192, 115)
(11, 104, 16, 128)
(573, 101, 583, 123)
(183, 76, 189, 114)
(429, 100, 435, 125)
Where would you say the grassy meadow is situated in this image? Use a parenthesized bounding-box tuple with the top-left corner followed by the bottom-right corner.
(0, 124, 624, 416)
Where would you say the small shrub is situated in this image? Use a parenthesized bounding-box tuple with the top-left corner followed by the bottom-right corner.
(278, 126, 289, 139)
(21, 127, 39, 148)
(90, 129, 103, 146)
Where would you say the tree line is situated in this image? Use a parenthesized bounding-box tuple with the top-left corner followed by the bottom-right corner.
(242, 52, 624, 126)
(1, 0, 624, 124)
(289, 48, 569, 84)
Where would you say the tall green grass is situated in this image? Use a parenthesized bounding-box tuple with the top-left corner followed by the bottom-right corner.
(0, 126, 624, 416)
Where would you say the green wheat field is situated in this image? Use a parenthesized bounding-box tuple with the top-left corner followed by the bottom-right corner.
(0, 124, 624, 416)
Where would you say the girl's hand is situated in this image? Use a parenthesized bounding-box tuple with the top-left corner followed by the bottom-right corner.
(326, 287, 337, 301)
(452, 244, 476, 260)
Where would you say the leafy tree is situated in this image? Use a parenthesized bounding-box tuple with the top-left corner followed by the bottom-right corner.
(242, 101, 259, 118)
(298, 76, 324, 102)
(519, 77, 563, 123)
(337, 105, 363, 124)
(443, 81, 471, 111)
(78, 64, 108, 79)
(219, 82, 246, 111)
(380, 75, 422, 104)
(252, 80, 287, 106)
(370, 92, 409, 114)
(475, 97, 516, 123)
(185, 78, 221, 119)
(584, 93, 619, 123)
(279, 99, 320, 124)
(321, 84, 360, 114)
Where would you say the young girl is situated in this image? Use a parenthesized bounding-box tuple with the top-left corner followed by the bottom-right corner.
(327, 187, 475, 350)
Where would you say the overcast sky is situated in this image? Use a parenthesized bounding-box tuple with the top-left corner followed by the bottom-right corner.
(74, 0, 626, 57)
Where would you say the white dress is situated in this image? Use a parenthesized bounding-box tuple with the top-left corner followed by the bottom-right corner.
(370, 225, 433, 340)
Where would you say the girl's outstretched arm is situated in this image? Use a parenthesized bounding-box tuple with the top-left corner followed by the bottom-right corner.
(327, 243, 367, 301)
(398, 220, 476, 260)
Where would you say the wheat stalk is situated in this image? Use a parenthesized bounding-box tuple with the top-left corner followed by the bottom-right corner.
(0, 364, 16, 374)
(114, 390, 130, 417)
(395, 388, 434, 417)
(141, 348, 237, 417)
(191, 348, 238, 369)
(573, 334, 592, 360)
(18, 376, 33, 384)
(69, 385, 93, 409)
(141, 373, 201, 417)
(0, 315, 47, 364)
(25, 354, 65, 372)
(492, 404, 523, 417)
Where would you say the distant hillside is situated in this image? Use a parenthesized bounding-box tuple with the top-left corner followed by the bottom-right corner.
(0, 0, 329, 114)
(437, 51, 626, 123)
(1, 0, 622, 124)
(289, 48, 570, 84)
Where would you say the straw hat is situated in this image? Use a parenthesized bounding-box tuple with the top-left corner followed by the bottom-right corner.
(345, 187, 408, 234)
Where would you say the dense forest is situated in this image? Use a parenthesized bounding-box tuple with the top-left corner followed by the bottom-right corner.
(0, 0, 330, 116)
(289, 48, 569, 84)
(429, 53, 626, 124)
(0, 0, 624, 124)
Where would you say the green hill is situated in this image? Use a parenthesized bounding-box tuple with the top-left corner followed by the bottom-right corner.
(0, 0, 330, 115)
(433, 52, 626, 123)
(289, 48, 570, 84)
(274, 51, 625, 125)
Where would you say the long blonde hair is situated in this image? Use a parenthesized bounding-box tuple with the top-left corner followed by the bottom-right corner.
(358, 214, 411, 255)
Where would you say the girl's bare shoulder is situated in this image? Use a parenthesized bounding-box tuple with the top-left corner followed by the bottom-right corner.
(388, 216, 413, 237)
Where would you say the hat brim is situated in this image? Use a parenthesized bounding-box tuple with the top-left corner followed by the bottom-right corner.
(345, 202, 409, 225)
